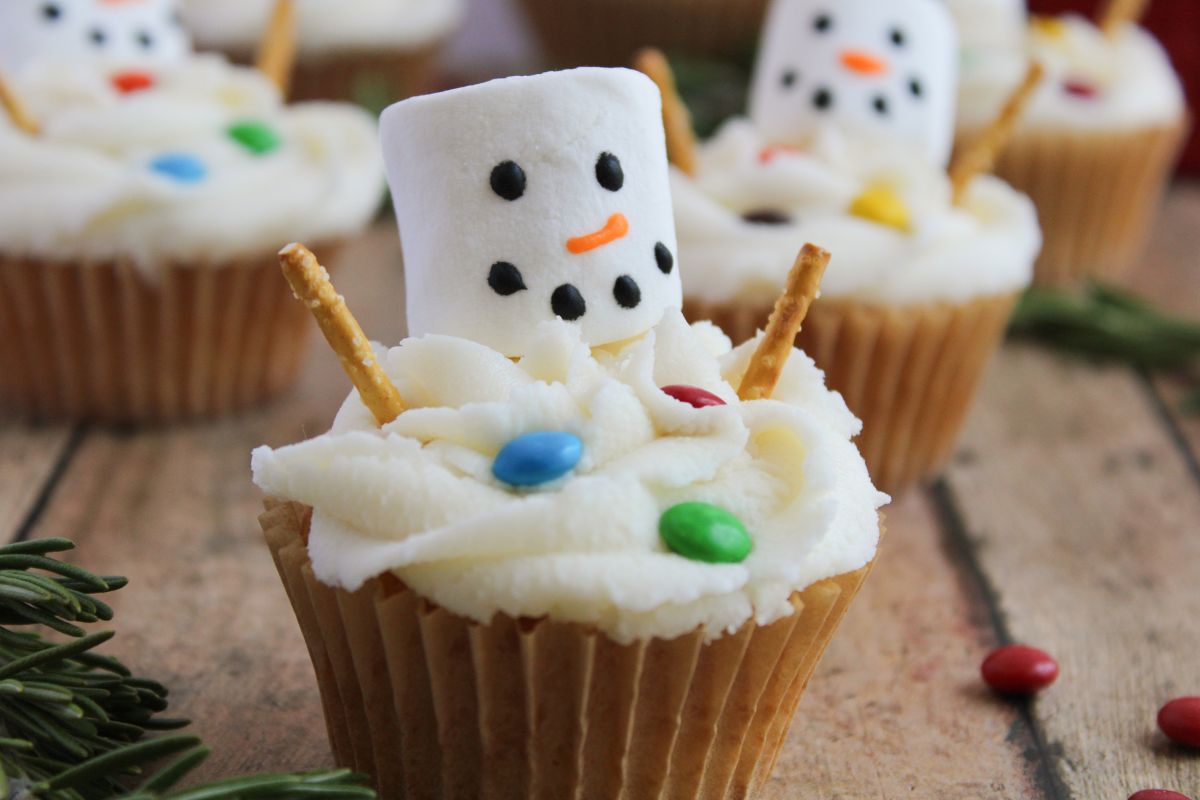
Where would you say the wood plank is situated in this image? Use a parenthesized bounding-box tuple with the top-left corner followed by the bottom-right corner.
(0, 423, 76, 542)
(764, 491, 1042, 799)
(943, 344, 1200, 800)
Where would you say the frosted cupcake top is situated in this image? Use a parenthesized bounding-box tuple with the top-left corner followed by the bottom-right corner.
(181, 0, 464, 55)
(672, 120, 1041, 306)
(252, 310, 886, 644)
(0, 55, 384, 273)
(953, 8, 1186, 133)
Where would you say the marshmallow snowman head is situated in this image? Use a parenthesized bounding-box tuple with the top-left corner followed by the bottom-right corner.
(0, 0, 191, 76)
(748, 0, 958, 167)
(382, 68, 682, 357)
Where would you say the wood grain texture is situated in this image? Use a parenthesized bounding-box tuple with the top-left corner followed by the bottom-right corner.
(0, 423, 75, 542)
(763, 492, 1042, 800)
(943, 344, 1200, 800)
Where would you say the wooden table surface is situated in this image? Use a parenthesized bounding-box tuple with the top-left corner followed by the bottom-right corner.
(2, 184, 1198, 800)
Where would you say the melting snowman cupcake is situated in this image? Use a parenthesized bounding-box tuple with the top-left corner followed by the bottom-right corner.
(0, 0, 385, 422)
(668, 0, 1042, 492)
(946, 0, 1187, 285)
(252, 67, 887, 799)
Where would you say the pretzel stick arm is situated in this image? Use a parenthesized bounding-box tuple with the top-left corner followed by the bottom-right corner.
(633, 48, 699, 176)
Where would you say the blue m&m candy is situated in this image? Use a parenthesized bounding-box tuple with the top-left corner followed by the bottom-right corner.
(660, 502, 753, 564)
(493, 431, 583, 488)
(149, 153, 207, 184)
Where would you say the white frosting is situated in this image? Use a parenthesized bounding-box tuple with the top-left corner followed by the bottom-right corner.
(382, 68, 682, 358)
(671, 119, 1041, 306)
(0, 55, 385, 273)
(251, 311, 887, 645)
(955, 12, 1185, 133)
(181, 0, 464, 55)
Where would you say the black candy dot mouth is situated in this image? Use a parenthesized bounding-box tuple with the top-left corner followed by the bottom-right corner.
(613, 275, 641, 309)
(551, 284, 587, 321)
(487, 262, 526, 296)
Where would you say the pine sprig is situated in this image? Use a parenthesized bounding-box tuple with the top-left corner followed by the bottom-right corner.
(0, 539, 374, 800)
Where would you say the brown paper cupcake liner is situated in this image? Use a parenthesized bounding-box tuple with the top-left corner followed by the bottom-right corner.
(0, 250, 332, 423)
(684, 293, 1018, 494)
(517, 0, 770, 67)
(260, 499, 877, 800)
(961, 117, 1188, 286)
(221, 45, 443, 105)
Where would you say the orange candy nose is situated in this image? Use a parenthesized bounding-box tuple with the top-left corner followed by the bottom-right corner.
(567, 213, 630, 254)
(112, 70, 156, 94)
(840, 50, 889, 76)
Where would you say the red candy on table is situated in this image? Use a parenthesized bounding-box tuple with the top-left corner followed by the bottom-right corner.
(661, 385, 727, 409)
(1158, 697, 1200, 748)
(112, 70, 156, 94)
(1129, 791, 1193, 800)
(981, 645, 1059, 695)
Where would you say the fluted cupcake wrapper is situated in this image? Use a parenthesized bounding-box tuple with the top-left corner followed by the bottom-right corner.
(517, 0, 770, 67)
(260, 499, 877, 800)
(965, 116, 1188, 287)
(684, 293, 1018, 494)
(0, 250, 330, 423)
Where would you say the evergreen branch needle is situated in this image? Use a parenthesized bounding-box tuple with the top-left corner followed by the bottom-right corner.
(0, 632, 114, 681)
(41, 735, 203, 792)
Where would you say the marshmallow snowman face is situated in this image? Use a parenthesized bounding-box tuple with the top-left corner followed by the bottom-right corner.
(382, 68, 682, 357)
(0, 0, 191, 76)
(749, 0, 958, 167)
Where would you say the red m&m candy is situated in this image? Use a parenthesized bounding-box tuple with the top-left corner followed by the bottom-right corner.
(1158, 697, 1200, 748)
(1063, 79, 1099, 99)
(1129, 791, 1193, 800)
(112, 70, 155, 94)
(661, 385, 727, 409)
(981, 645, 1059, 695)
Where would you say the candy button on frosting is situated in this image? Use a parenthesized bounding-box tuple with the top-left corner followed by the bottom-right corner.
(493, 431, 583, 488)
(661, 385, 727, 409)
(149, 153, 207, 184)
(849, 184, 911, 232)
(660, 502, 753, 564)
(1063, 79, 1100, 100)
(228, 120, 282, 155)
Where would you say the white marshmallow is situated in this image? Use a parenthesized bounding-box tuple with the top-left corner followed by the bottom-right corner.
(748, 0, 958, 167)
(382, 68, 682, 357)
(0, 0, 191, 76)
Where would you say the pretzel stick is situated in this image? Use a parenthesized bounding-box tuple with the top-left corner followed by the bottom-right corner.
(949, 61, 1045, 206)
(738, 244, 830, 402)
(1099, 0, 1150, 37)
(279, 243, 406, 426)
(256, 0, 297, 97)
(633, 48, 698, 176)
(0, 71, 38, 136)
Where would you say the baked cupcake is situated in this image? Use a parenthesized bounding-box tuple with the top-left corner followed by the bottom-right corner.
(0, 0, 384, 422)
(668, 0, 1042, 493)
(181, 0, 464, 105)
(949, 0, 1188, 285)
(253, 67, 887, 798)
(519, 0, 770, 68)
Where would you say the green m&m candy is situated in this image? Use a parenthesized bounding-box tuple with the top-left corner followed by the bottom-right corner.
(659, 502, 753, 564)
(227, 120, 281, 155)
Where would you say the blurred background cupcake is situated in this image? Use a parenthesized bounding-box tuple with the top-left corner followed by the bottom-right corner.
(948, 0, 1188, 285)
(0, 0, 385, 423)
(517, 0, 770, 67)
(181, 0, 465, 106)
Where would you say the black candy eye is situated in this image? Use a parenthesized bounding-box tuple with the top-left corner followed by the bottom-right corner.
(813, 87, 834, 111)
(781, 69, 798, 89)
(595, 152, 624, 192)
(551, 284, 586, 321)
(890, 27, 907, 47)
(137, 31, 154, 49)
(909, 78, 924, 99)
(89, 27, 107, 46)
(654, 242, 674, 274)
(613, 276, 641, 309)
(41, 3, 62, 21)
(813, 13, 833, 33)
(490, 160, 526, 202)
